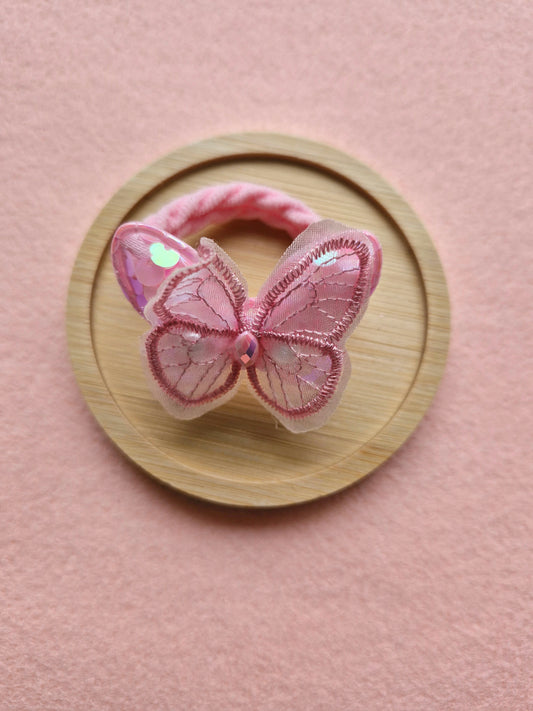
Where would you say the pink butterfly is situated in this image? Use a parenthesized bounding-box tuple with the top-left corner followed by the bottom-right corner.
(112, 219, 382, 432)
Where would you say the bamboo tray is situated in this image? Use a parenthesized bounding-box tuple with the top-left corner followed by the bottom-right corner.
(67, 133, 450, 507)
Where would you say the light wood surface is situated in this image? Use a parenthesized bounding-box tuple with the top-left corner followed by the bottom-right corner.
(66, 133, 450, 507)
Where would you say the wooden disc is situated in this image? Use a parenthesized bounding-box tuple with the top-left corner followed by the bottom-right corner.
(67, 133, 450, 507)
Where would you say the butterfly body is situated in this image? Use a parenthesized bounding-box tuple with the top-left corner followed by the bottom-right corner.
(234, 331, 259, 367)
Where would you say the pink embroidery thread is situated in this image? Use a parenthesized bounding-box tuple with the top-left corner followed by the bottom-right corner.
(111, 182, 382, 433)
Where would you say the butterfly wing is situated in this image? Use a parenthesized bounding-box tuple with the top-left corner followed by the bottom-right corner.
(144, 237, 247, 329)
(143, 322, 240, 419)
(247, 333, 349, 433)
(141, 237, 248, 418)
(247, 220, 381, 432)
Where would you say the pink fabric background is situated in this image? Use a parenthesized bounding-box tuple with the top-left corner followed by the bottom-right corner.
(1, 2, 531, 709)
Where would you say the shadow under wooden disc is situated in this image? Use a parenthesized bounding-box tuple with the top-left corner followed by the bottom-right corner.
(67, 132, 450, 507)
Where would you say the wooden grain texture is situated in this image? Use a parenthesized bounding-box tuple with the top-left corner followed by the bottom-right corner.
(66, 133, 450, 507)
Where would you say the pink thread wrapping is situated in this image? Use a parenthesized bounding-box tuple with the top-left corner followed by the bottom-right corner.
(111, 183, 382, 432)
(143, 182, 321, 240)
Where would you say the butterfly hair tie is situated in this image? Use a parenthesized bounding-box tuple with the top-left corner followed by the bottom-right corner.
(111, 182, 382, 433)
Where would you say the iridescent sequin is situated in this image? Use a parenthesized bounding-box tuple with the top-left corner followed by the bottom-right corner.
(149, 242, 181, 268)
(111, 223, 199, 315)
(314, 249, 338, 266)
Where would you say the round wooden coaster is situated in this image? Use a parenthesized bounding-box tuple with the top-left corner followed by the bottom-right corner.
(67, 133, 450, 507)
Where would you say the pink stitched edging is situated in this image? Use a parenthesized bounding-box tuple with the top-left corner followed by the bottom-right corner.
(143, 182, 321, 241)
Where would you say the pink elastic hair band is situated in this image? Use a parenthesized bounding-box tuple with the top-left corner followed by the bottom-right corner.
(112, 182, 382, 433)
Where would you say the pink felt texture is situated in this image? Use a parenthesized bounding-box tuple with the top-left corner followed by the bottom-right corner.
(1, 1, 532, 709)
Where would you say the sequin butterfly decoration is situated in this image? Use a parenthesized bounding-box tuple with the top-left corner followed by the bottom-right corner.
(112, 220, 382, 432)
